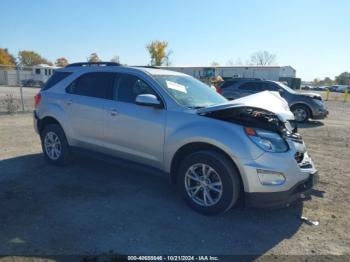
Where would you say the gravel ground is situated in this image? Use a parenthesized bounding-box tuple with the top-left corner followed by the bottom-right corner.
(0, 87, 349, 259)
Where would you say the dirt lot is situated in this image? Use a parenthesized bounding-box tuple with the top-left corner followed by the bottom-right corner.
(0, 88, 349, 258)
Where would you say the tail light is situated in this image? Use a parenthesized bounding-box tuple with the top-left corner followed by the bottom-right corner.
(34, 93, 41, 109)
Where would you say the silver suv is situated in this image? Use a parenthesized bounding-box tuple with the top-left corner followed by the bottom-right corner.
(33, 62, 318, 215)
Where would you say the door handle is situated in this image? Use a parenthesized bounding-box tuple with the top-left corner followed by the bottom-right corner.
(109, 108, 118, 116)
(66, 99, 73, 106)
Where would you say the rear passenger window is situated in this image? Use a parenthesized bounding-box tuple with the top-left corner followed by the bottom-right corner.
(116, 74, 157, 103)
(238, 82, 263, 91)
(42, 72, 72, 91)
(66, 72, 115, 100)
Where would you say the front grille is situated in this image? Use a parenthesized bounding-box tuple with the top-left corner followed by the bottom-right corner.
(295, 152, 304, 163)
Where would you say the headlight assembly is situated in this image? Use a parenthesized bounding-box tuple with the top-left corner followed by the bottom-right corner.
(244, 127, 289, 153)
(313, 98, 324, 107)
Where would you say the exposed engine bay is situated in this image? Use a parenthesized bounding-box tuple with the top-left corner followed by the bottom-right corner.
(200, 106, 303, 144)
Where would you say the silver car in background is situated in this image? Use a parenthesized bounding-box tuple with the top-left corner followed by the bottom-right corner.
(33, 62, 318, 215)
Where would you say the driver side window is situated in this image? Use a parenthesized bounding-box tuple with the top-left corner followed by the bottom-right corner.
(116, 74, 157, 104)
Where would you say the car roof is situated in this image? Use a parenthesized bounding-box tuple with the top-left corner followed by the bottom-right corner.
(57, 64, 186, 76)
(132, 67, 186, 76)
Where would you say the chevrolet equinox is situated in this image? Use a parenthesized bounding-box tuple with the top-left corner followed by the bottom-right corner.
(33, 62, 318, 215)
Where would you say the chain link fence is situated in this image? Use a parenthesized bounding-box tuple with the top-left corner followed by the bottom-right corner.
(0, 64, 55, 113)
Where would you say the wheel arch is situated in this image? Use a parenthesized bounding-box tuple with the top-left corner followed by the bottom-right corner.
(290, 102, 313, 118)
(169, 142, 245, 191)
(37, 116, 68, 138)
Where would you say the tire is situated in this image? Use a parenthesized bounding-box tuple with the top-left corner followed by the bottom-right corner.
(40, 123, 72, 166)
(177, 150, 241, 215)
(292, 104, 310, 122)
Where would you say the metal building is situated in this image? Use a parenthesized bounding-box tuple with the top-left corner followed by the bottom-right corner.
(162, 65, 294, 79)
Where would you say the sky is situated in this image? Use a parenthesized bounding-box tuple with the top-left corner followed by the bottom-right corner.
(1, 0, 349, 81)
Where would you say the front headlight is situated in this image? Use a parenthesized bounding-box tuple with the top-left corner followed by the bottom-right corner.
(313, 98, 324, 107)
(244, 127, 289, 152)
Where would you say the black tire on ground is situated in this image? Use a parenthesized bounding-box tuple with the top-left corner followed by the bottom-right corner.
(177, 150, 241, 215)
(292, 104, 310, 123)
(40, 123, 72, 166)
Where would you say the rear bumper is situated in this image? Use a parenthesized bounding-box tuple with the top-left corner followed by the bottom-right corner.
(245, 172, 318, 208)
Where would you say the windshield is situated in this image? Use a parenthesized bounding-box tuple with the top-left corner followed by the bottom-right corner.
(154, 75, 227, 108)
(276, 82, 297, 94)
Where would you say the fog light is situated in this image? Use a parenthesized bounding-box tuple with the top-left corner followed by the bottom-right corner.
(257, 169, 286, 185)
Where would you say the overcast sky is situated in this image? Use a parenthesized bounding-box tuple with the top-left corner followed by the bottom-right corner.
(1, 0, 349, 80)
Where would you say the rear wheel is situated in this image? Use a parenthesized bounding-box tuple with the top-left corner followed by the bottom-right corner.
(41, 124, 72, 165)
(292, 105, 310, 122)
(177, 150, 240, 215)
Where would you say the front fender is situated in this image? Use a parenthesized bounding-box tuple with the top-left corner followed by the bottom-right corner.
(163, 116, 264, 173)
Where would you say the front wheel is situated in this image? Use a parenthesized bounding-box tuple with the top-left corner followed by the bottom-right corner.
(177, 150, 241, 215)
(292, 105, 310, 122)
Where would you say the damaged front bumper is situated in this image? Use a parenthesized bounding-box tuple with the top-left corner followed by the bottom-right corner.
(245, 171, 318, 208)
(240, 138, 318, 208)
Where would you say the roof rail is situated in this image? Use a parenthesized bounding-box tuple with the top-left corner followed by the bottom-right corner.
(66, 62, 121, 67)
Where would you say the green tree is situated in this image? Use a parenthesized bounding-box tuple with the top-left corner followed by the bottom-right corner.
(0, 48, 16, 67)
(55, 57, 69, 67)
(335, 72, 350, 85)
(146, 40, 171, 66)
(18, 50, 52, 66)
(87, 53, 101, 63)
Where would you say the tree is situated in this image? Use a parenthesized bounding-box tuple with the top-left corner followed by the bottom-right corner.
(55, 57, 69, 67)
(312, 77, 335, 86)
(335, 72, 350, 85)
(110, 55, 120, 64)
(211, 61, 220, 66)
(18, 50, 52, 66)
(87, 53, 101, 63)
(146, 40, 171, 66)
(250, 50, 276, 65)
(226, 58, 243, 66)
(0, 48, 15, 67)
(322, 77, 335, 86)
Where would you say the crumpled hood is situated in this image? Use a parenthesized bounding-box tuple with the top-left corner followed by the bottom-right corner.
(197, 91, 295, 122)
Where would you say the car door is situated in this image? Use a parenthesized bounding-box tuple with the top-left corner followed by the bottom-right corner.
(104, 73, 166, 168)
(63, 72, 115, 150)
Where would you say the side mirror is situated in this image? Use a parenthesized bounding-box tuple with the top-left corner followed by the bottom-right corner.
(135, 94, 162, 108)
(279, 88, 284, 93)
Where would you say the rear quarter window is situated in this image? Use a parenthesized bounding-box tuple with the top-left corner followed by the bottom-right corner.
(42, 72, 72, 91)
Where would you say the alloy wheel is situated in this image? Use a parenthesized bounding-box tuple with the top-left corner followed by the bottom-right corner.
(44, 131, 62, 160)
(293, 108, 307, 122)
(184, 163, 223, 207)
